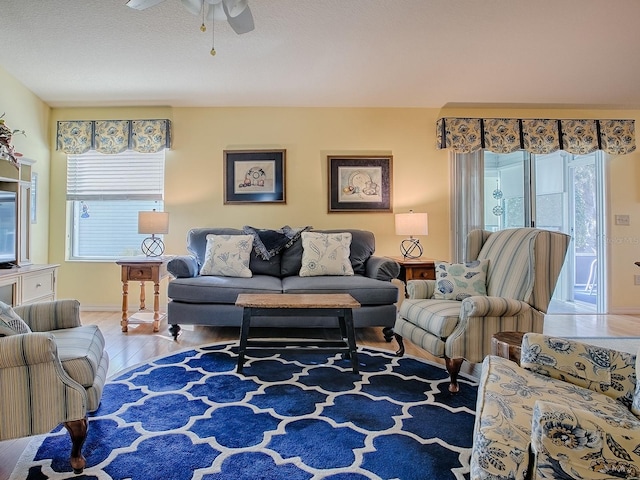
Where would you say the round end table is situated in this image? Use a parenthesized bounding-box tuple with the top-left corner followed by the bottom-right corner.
(491, 331, 526, 365)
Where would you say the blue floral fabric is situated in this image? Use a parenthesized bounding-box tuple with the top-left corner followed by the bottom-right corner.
(472, 335, 639, 480)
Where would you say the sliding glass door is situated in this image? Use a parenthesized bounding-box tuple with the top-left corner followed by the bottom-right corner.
(483, 150, 606, 313)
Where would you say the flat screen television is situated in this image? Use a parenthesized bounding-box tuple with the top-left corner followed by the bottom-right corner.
(0, 190, 17, 268)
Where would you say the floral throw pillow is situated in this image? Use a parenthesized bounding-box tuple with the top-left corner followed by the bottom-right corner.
(433, 260, 489, 301)
(200, 234, 253, 278)
(0, 300, 31, 336)
(299, 232, 354, 277)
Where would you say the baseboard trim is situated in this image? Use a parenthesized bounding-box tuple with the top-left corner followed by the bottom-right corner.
(609, 307, 640, 315)
(79, 304, 170, 312)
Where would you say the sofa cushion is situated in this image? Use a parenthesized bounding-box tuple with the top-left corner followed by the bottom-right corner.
(0, 301, 31, 336)
(281, 229, 375, 277)
(471, 355, 637, 480)
(200, 234, 253, 278)
(186, 227, 282, 277)
(51, 325, 106, 388)
(398, 298, 461, 338)
(299, 232, 354, 277)
(282, 275, 398, 306)
(433, 260, 488, 301)
(521, 333, 637, 406)
(168, 275, 283, 304)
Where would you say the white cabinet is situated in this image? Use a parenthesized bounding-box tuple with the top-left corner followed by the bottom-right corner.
(0, 264, 58, 306)
(0, 157, 33, 266)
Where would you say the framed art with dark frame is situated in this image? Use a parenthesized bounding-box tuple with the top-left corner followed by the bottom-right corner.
(328, 155, 393, 212)
(224, 149, 286, 204)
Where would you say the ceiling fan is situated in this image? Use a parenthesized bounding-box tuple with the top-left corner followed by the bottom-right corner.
(126, 0, 255, 36)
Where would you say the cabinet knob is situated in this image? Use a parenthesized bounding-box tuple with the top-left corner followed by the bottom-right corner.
(36, 283, 42, 288)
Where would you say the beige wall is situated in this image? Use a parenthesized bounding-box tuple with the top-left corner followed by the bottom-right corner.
(49, 106, 451, 309)
(0, 68, 51, 265)
(3, 66, 640, 313)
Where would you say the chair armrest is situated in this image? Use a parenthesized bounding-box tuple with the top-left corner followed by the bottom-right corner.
(521, 333, 637, 403)
(406, 279, 436, 299)
(14, 299, 81, 332)
(365, 256, 400, 281)
(0, 333, 59, 368)
(167, 255, 199, 278)
(531, 400, 640, 479)
(461, 296, 530, 317)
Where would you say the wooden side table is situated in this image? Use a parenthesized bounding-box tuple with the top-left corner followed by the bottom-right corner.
(491, 331, 526, 365)
(116, 257, 171, 333)
(388, 256, 436, 282)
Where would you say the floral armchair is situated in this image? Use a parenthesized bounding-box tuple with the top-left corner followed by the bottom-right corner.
(471, 333, 639, 479)
(0, 299, 109, 474)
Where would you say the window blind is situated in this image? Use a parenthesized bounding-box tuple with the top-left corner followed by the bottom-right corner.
(66, 151, 165, 201)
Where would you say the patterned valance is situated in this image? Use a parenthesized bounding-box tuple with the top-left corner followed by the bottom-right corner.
(436, 117, 636, 155)
(56, 119, 171, 154)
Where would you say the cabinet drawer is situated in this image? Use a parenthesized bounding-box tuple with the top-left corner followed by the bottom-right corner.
(407, 266, 435, 281)
(22, 271, 55, 303)
(128, 267, 154, 281)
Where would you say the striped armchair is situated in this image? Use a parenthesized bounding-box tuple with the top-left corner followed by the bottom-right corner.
(0, 299, 109, 474)
(394, 228, 570, 393)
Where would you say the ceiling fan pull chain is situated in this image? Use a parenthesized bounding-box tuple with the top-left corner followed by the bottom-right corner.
(210, 10, 216, 56)
(200, 0, 206, 32)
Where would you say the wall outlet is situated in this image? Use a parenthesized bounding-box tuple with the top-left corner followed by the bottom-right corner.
(634, 275, 640, 285)
(615, 214, 630, 226)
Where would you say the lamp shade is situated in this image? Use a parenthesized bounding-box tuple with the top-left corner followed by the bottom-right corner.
(395, 211, 428, 236)
(138, 211, 169, 235)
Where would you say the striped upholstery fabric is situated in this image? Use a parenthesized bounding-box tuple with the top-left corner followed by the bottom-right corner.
(0, 333, 86, 439)
(477, 228, 539, 301)
(394, 228, 569, 374)
(406, 279, 436, 300)
(52, 325, 106, 388)
(0, 300, 109, 441)
(529, 230, 571, 313)
(15, 299, 82, 332)
(399, 299, 461, 338)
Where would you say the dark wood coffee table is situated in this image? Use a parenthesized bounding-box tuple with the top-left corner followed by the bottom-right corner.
(491, 331, 526, 365)
(235, 293, 362, 374)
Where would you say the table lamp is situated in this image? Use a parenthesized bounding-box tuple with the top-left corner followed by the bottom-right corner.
(138, 209, 169, 257)
(395, 210, 428, 259)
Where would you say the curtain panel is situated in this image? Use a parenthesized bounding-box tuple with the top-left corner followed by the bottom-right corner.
(56, 119, 172, 154)
(436, 117, 635, 155)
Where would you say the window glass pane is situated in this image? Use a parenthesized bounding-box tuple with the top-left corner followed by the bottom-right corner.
(71, 200, 163, 259)
(67, 150, 166, 260)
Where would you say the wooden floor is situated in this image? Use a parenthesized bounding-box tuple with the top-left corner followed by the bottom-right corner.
(1, 311, 639, 479)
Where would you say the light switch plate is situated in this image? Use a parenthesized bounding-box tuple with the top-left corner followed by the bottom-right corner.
(615, 214, 630, 226)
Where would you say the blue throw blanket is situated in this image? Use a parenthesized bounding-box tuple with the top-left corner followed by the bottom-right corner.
(243, 225, 311, 260)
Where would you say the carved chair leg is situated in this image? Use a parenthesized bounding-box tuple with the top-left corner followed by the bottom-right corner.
(64, 417, 88, 474)
(445, 357, 464, 393)
(394, 333, 405, 357)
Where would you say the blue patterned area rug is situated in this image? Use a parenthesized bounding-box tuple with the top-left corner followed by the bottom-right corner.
(11, 343, 478, 480)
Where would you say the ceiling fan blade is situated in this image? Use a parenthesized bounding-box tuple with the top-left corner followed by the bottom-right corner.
(222, 1, 254, 34)
(180, 0, 202, 16)
(125, 0, 166, 10)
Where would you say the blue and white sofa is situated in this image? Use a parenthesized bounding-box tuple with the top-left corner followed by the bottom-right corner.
(472, 333, 640, 479)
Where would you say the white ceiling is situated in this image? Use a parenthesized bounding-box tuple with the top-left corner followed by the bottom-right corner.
(2, 0, 640, 109)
